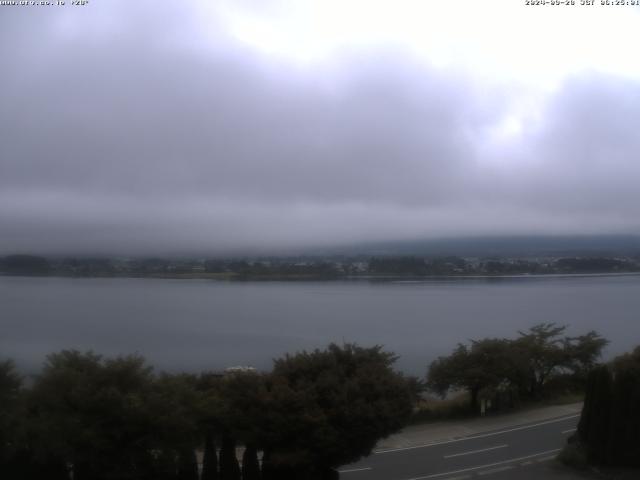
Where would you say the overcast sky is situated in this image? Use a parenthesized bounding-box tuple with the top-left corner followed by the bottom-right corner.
(1, 0, 640, 255)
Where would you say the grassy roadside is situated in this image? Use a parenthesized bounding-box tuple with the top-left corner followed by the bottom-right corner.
(409, 392, 585, 426)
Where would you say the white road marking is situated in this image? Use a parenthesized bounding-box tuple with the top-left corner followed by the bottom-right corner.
(536, 455, 557, 463)
(338, 467, 372, 474)
(375, 415, 579, 454)
(443, 444, 508, 459)
(561, 428, 577, 434)
(403, 448, 561, 480)
(478, 465, 514, 475)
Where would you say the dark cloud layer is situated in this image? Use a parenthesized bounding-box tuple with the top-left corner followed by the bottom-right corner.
(1, 1, 640, 254)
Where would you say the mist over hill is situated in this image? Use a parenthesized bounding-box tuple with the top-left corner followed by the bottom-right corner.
(3, 235, 640, 262)
(315, 235, 640, 259)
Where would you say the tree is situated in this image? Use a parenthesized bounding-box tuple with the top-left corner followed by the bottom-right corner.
(150, 373, 202, 455)
(427, 339, 516, 410)
(176, 448, 199, 480)
(201, 433, 219, 480)
(564, 331, 610, 381)
(196, 373, 224, 480)
(215, 370, 266, 480)
(607, 346, 640, 466)
(216, 371, 268, 450)
(427, 324, 608, 408)
(219, 434, 241, 480)
(0, 360, 22, 475)
(514, 323, 569, 398)
(260, 343, 415, 478)
(577, 365, 613, 464)
(574, 346, 640, 467)
(514, 324, 607, 398)
(241, 445, 261, 480)
(1, 357, 69, 480)
(29, 350, 158, 480)
(153, 448, 178, 480)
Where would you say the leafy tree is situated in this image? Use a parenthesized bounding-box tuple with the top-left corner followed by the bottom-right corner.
(2, 344, 417, 480)
(216, 371, 268, 449)
(28, 350, 158, 480)
(0, 360, 22, 474)
(427, 344, 469, 397)
(427, 324, 608, 408)
(427, 339, 515, 410)
(0, 358, 69, 480)
(150, 373, 202, 453)
(563, 331, 609, 382)
(514, 324, 607, 398)
(513, 323, 569, 398)
(260, 343, 415, 478)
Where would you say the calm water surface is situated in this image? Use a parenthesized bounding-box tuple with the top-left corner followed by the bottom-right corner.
(2, 275, 640, 375)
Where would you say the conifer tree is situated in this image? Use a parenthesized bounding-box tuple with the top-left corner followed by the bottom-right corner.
(584, 365, 612, 464)
(607, 347, 640, 466)
(154, 449, 178, 480)
(201, 433, 219, 480)
(177, 448, 199, 480)
(241, 445, 261, 480)
(577, 367, 597, 442)
(219, 434, 241, 480)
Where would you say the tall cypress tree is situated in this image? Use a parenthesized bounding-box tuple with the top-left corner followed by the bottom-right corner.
(608, 354, 640, 466)
(241, 445, 261, 480)
(177, 448, 199, 480)
(577, 367, 597, 442)
(154, 449, 178, 480)
(575, 347, 640, 468)
(583, 365, 612, 464)
(202, 433, 219, 480)
(260, 450, 274, 480)
(219, 434, 241, 480)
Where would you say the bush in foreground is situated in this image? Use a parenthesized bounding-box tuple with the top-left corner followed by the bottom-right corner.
(0, 343, 416, 480)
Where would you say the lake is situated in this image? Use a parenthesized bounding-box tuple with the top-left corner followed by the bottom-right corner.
(2, 275, 640, 376)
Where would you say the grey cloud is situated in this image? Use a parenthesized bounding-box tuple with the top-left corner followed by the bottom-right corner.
(2, 46, 483, 206)
(499, 75, 640, 215)
(1, 1, 640, 254)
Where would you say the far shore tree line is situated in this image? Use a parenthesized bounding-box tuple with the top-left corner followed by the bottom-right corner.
(1, 324, 630, 479)
(2, 254, 639, 278)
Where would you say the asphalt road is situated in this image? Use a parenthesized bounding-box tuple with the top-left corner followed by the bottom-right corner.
(339, 413, 580, 480)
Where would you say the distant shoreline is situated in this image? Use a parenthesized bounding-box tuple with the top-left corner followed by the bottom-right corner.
(3, 271, 640, 282)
